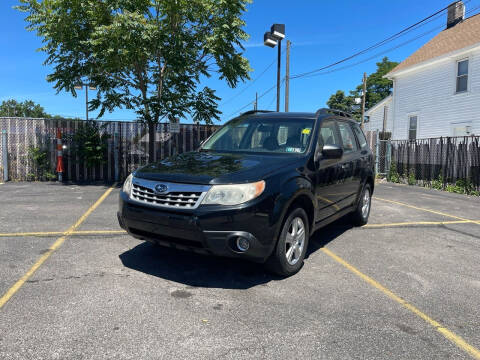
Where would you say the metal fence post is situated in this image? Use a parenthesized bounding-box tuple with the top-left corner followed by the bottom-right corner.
(2, 130, 8, 182)
(375, 130, 379, 175)
(113, 127, 119, 182)
(386, 140, 392, 175)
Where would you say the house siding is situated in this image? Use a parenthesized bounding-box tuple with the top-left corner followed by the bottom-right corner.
(365, 97, 393, 134)
(391, 46, 480, 140)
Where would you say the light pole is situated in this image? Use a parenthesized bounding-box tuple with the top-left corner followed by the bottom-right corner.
(264, 24, 285, 112)
(74, 83, 97, 121)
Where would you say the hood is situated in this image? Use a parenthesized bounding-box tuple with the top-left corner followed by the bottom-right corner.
(134, 151, 303, 185)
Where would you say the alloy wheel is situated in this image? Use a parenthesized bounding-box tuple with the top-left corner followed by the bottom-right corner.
(361, 188, 371, 219)
(285, 217, 306, 265)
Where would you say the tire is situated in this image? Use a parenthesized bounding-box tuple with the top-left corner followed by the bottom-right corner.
(351, 183, 372, 226)
(265, 208, 310, 277)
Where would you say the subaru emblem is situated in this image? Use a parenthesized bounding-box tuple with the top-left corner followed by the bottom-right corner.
(154, 184, 168, 194)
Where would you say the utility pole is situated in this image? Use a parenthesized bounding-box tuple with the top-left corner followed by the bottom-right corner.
(254, 92, 258, 110)
(382, 105, 388, 135)
(360, 72, 367, 130)
(285, 40, 291, 112)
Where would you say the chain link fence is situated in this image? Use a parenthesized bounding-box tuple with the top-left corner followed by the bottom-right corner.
(0, 117, 218, 182)
(365, 130, 391, 176)
(376, 139, 391, 176)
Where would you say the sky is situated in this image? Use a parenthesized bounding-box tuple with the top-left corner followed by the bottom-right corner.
(1, 0, 479, 123)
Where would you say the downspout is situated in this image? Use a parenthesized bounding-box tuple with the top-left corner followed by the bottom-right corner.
(392, 78, 396, 140)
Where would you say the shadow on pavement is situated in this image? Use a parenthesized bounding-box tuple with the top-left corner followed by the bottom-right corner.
(307, 217, 353, 258)
(119, 242, 279, 289)
(119, 217, 353, 289)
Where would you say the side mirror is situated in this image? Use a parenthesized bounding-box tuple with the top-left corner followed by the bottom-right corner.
(321, 144, 343, 159)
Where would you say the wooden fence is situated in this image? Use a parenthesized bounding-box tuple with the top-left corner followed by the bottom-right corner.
(0, 117, 218, 182)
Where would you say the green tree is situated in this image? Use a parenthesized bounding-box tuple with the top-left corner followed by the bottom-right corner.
(72, 121, 110, 169)
(327, 57, 399, 120)
(17, 0, 251, 160)
(326, 90, 356, 114)
(0, 99, 55, 118)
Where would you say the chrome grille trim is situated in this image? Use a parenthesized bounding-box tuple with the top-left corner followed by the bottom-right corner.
(130, 177, 211, 209)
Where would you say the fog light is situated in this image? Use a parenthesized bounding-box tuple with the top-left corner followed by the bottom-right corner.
(236, 237, 250, 252)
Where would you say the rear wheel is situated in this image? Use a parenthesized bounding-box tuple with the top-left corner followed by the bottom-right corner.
(351, 183, 372, 226)
(265, 208, 309, 277)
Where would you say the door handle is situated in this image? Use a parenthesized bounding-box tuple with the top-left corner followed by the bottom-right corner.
(341, 163, 350, 169)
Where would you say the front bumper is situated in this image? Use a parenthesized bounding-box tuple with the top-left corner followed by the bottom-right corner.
(117, 191, 277, 263)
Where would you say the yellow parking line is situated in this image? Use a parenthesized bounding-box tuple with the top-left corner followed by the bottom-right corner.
(0, 230, 127, 238)
(321, 247, 480, 359)
(73, 230, 126, 235)
(0, 184, 117, 309)
(0, 231, 64, 237)
(373, 196, 480, 225)
(363, 220, 475, 228)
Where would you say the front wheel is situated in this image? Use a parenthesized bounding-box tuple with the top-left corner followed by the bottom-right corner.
(265, 208, 310, 277)
(351, 183, 372, 226)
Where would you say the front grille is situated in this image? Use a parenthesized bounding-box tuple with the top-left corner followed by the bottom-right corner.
(129, 178, 210, 209)
(132, 184, 202, 208)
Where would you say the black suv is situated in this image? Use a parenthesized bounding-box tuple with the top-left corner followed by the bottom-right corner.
(118, 109, 374, 276)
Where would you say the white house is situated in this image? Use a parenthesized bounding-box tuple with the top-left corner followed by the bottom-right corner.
(364, 95, 393, 135)
(384, 1, 480, 140)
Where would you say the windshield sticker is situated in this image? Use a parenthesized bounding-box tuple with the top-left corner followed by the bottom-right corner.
(286, 147, 302, 153)
(302, 128, 311, 135)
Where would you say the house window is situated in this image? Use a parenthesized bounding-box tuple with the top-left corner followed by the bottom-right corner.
(456, 59, 468, 93)
(408, 115, 417, 140)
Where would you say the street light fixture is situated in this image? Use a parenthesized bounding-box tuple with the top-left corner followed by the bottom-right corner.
(75, 83, 97, 121)
(263, 32, 277, 48)
(264, 23, 285, 112)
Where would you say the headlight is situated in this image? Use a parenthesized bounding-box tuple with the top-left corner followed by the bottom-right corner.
(123, 174, 133, 196)
(202, 180, 265, 206)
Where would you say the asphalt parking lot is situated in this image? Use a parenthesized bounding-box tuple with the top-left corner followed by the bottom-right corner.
(0, 181, 479, 359)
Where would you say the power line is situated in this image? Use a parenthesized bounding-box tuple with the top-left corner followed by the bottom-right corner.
(290, 1, 471, 80)
(291, 4, 480, 80)
(220, 48, 287, 106)
(266, 91, 277, 110)
(226, 83, 276, 117)
(224, 1, 479, 117)
(293, 26, 442, 80)
(226, 78, 285, 117)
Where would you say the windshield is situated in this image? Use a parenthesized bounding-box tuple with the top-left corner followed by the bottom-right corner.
(201, 117, 315, 154)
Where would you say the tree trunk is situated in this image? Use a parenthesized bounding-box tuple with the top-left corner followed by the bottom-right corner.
(148, 121, 155, 162)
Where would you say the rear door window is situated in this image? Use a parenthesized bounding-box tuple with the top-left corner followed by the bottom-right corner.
(338, 121, 358, 153)
(352, 125, 368, 149)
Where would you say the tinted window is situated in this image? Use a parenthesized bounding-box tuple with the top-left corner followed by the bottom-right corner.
(456, 59, 468, 93)
(201, 117, 314, 154)
(409, 116, 417, 140)
(318, 120, 341, 148)
(338, 122, 358, 153)
(352, 125, 368, 149)
(277, 126, 289, 145)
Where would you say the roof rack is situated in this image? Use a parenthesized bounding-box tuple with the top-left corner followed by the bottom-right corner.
(239, 110, 274, 117)
(315, 108, 353, 119)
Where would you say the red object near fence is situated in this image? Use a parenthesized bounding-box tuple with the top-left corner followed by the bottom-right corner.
(56, 128, 64, 181)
